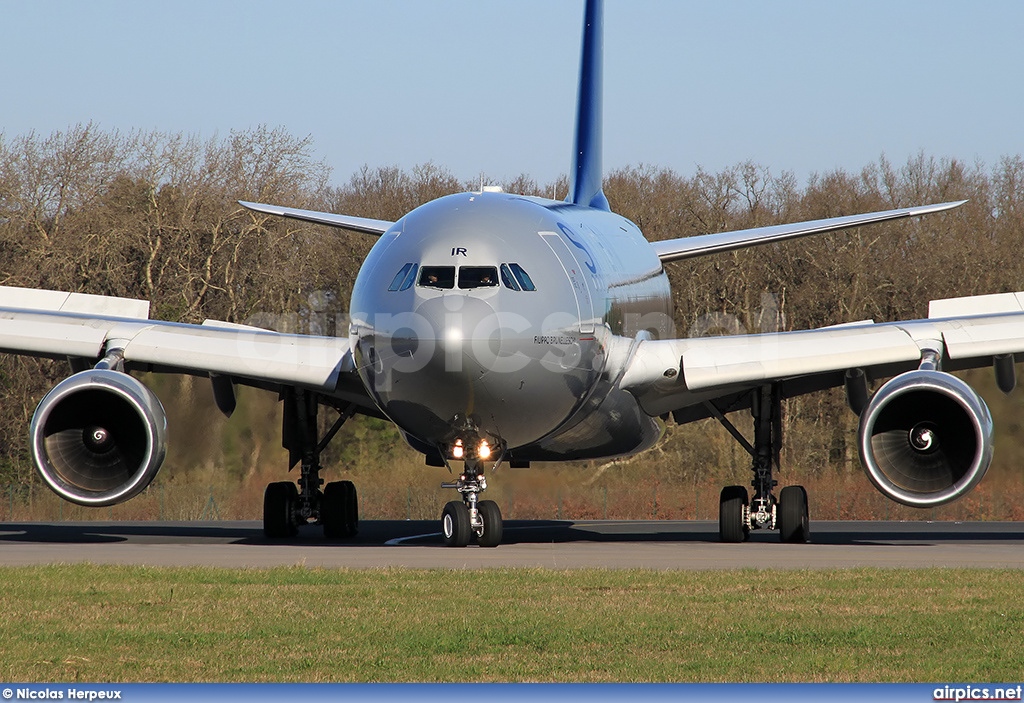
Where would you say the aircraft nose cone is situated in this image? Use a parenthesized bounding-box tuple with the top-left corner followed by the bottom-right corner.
(354, 290, 585, 450)
(356, 293, 510, 446)
(416, 294, 501, 375)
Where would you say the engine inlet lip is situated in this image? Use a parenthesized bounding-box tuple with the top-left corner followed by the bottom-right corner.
(858, 370, 993, 508)
(29, 369, 166, 507)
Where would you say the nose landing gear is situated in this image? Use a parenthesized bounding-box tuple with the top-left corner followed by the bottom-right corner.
(441, 463, 503, 547)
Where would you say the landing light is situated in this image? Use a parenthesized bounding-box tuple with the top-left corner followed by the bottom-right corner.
(448, 438, 495, 460)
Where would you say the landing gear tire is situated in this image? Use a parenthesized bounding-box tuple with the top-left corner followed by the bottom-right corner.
(322, 480, 359, 539)
(476, 500, 503, 548)
(442, 501, 472, 547)
(719, 485, 749, 543)
(778, 485, 810, 543)
(264, 481, 299, 539)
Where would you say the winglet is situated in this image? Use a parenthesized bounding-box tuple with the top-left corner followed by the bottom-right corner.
(567, 0, 609, 211)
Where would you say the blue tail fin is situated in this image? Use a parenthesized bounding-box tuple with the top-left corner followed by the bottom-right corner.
(567, 0, 609, 211)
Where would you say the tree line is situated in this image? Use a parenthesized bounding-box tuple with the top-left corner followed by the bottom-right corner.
(2, 123, 1024, 485)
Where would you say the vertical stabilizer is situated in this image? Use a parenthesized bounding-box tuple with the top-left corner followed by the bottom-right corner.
(567, 0, 609, 211)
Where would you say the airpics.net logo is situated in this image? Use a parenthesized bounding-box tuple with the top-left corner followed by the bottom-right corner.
(238, 290, 786, 392)
(243, 290, 785, 340)
(934, 685, 1024, 701)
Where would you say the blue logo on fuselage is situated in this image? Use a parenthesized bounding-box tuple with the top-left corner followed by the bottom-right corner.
(557, 222, 598, 274)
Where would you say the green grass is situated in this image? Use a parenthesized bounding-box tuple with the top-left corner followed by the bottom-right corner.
(0, 565, 1021, 682)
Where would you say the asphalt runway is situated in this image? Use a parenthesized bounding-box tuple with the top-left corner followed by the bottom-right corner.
(1, 519, 1022, 569)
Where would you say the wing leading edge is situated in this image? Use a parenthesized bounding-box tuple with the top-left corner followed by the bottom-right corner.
(0, 286, 359, 394)
(651, 200, 966, 263)
(239, 200, 394, 235)
(617, 290, 1024, 418)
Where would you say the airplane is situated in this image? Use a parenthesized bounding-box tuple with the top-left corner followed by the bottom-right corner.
(0, 0, 1019, 548)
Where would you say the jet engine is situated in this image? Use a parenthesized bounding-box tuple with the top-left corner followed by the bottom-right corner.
(30, 369, 167, 507)
(858, 370, 992, 508)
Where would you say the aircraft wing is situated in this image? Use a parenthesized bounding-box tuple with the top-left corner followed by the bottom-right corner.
(239, 200, 394, 235)
(650, 200, 965, 263)
(0, 285, 369, 401)
(617, 290, 1024, 418)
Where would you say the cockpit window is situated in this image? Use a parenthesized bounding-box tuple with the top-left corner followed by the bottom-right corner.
(418, 266, 455, 289)
(458, 266, 499, 289)
(388, 263, 418, 291)
(508, 263, 536, 291)
(499, 264, 520, 291)
(413, 263, 533, 291)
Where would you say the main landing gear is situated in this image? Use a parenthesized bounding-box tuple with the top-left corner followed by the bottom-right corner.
(440, 461, 503, 547)
(707, 384, 810, 544)
(263, 389, 359, 540)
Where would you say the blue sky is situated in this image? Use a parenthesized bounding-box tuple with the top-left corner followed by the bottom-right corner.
(4, 1, 1023, 187)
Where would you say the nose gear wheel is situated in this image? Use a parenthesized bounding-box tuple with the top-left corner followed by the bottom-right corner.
(440, 463, 503, 547)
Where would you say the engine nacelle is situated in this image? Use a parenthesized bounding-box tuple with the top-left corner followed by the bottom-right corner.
(30, 369, 167, 507)
(858, 370, 992, 508)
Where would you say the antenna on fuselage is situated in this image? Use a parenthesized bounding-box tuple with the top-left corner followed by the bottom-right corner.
(567, 0, 609, 211)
